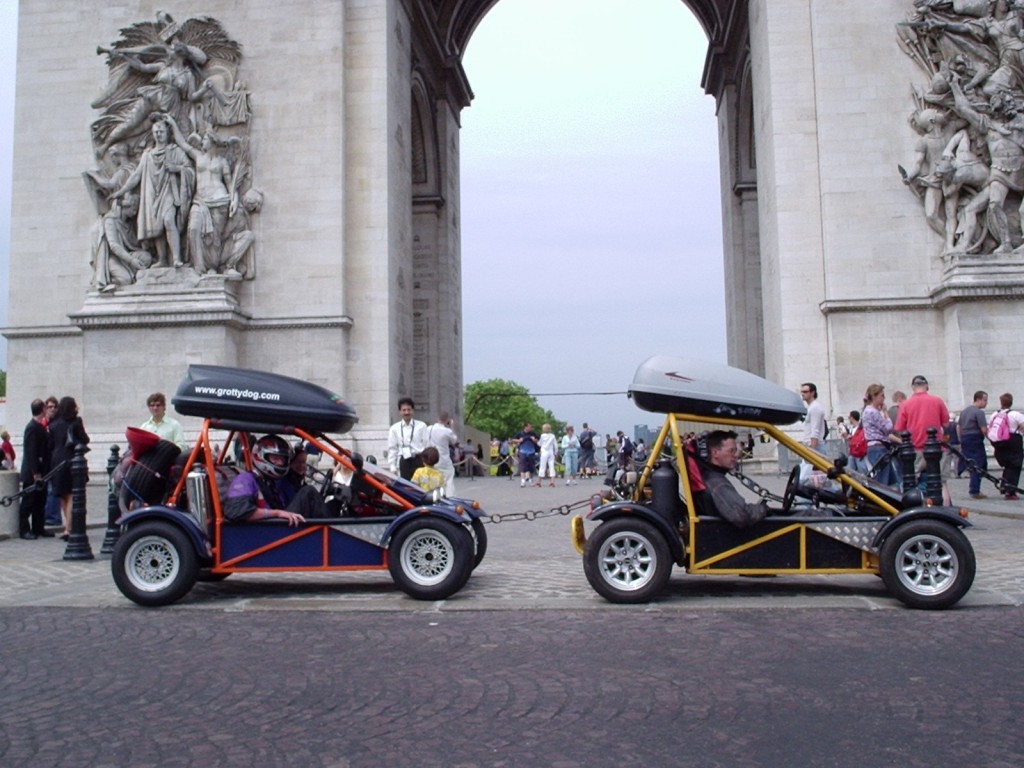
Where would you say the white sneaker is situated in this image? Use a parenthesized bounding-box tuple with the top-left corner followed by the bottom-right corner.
(520, 479, 526, 487)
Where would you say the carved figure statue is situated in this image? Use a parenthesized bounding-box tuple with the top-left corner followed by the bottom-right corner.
(84, 144, 153, 291)
(92, 13, 240, 155)
(901, 109, 956, 241)
(110, 116, 195, 268)
(87, 13, 260, 288)
(898, 0, 1024, 256)
(165, 118, 234, 274)
(950, 82, 1024, 252)
(938, 126, 990, 250)
(222, 188, 264, 280)
(93, 41, 207, 157)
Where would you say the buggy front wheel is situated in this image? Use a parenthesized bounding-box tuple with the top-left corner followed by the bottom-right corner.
(388, 518, 474, 600)
(879, 520, 975, 609)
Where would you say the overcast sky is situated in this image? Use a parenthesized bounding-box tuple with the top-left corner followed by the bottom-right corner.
(0, 0, 726, 435)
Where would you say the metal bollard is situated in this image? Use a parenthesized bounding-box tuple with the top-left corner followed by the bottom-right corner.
(100, 445, 121, 555)
(63, 442, 95, 560)
(923, 426, 943, 504)
(899, 431, 917, 493)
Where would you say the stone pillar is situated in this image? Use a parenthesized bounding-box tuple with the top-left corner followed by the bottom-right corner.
(747, 0, 828, 400)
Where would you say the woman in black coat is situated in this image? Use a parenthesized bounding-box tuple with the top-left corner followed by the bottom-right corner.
(48, 396, 90, 539)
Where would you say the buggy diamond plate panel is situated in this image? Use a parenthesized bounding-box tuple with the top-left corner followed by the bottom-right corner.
(807, 521, 883, 552)
(328, 522, 389, 546)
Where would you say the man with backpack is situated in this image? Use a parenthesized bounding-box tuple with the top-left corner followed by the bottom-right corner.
(958, 391, 989, 499)
(578, 423, 597, 478)
(989, 393, 1024, 500)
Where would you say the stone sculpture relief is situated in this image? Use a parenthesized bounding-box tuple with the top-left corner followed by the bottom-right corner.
(83, 12, 260, 292)
(898, 0, 1024, 258)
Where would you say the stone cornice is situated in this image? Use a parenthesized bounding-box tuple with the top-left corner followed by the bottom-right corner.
(819, 297, 934, 314)
(62, 280, 354, 331)
(820, 262, 1024, 314)
(1, 325, 83, 340)
(247, 315, 354, 330)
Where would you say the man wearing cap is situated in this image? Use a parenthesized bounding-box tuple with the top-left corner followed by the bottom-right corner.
(895, 375, 950, 486)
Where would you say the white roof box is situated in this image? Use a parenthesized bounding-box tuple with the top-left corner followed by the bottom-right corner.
(628, 356, 806, 425)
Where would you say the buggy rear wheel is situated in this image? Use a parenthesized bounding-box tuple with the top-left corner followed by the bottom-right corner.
(583, 518, 672, 603)
(879, 520, 975, 609)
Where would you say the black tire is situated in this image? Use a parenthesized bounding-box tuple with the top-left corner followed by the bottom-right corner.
(388, 517, 474, 600)
(111, 521, 199, 607)
(470, 517, 488, 569)
(879, 520, 976, 609)
(583, 517, 672, 603)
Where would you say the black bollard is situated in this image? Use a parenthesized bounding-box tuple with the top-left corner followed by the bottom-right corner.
(100, 444, 121, 555)
(63, 442, 95, 561)
(923, 426, 943, 504)
(899, 431, 917, 493)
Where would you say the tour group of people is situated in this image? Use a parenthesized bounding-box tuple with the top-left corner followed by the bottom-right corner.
(801, 376, 1023, 503)
(13, 391, 186, 541)
(491, 424, 648, 488)
(387, 399, 649, 491)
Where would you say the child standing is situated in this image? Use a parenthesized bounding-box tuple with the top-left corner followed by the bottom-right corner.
(411, 446, 445, 492)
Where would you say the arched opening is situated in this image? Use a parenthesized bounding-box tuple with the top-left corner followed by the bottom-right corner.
(455, 0, 728, 428)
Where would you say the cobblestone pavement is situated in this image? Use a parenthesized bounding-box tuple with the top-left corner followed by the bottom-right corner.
(0, 473, 1021, 611)
(2, 475, 1023, 766)
(1, 606, 1022, 766)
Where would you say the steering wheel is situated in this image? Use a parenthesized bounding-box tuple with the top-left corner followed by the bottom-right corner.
(782, 465, 801, 513)
(314, 466, 336, 501)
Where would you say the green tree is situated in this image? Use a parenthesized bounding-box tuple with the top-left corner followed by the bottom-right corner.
(464, 378, 564, 439)
(0, 370, 5, 398)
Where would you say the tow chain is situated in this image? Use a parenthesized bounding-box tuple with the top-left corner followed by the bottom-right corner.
(731, 468, 785, 503)
(946, 443, 1023, 495)
(0, 459, 69, 507)
(480, 497, 593, 524)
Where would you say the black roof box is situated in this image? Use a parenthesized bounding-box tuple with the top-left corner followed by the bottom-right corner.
(172, 365, 358, 434)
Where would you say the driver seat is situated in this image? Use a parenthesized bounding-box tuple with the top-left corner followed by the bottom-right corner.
(683, 440, 718, 518)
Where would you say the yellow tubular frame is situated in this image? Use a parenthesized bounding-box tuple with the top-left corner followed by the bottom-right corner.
(630, 413, 900, 575)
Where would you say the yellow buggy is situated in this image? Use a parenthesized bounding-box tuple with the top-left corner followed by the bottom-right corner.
(571, 356, 976, 610)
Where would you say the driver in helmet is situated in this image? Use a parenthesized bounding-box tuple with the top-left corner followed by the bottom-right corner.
(223, 434, 327, 524)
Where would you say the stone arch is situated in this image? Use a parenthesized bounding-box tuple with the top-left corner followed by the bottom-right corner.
(402, 0, 757, 414)
(410, 72, 440, 193)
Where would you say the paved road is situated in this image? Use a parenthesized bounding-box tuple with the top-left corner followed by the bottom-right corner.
(0, 473, 1022, 611)
(1, 606, 1022, 767)
(2, 474, 1023, 766)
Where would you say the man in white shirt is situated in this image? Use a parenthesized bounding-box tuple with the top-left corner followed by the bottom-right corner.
(386, 397, 427, 480)
(800, 382, 826, 451)
(424, 411, 458, 495)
